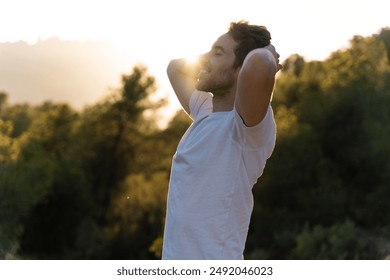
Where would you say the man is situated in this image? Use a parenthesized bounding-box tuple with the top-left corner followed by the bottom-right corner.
(162, 21, 281, 260)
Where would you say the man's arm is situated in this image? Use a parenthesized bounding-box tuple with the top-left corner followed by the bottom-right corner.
(235, 46, 279, 127)
(167, 59, 199, 115)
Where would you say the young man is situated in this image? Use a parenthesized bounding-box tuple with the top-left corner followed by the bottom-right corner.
(162, 21, 281, 260)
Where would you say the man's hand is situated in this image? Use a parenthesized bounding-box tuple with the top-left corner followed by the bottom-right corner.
(167, 58, 200, 115)
(264, 44, 282, 72)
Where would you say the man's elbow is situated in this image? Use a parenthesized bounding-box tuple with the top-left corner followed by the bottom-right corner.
(167, 59, 180, 77)
(243, 50, 278, 75)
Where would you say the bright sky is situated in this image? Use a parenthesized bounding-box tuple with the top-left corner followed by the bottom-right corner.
(1, 0, 389, 112)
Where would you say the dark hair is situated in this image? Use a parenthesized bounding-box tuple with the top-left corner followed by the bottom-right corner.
(228, 21, 271, 68)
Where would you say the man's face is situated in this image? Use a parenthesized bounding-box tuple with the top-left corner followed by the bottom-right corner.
(196, 33, 239, 95)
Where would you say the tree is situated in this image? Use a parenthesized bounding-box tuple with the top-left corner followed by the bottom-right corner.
(79, 66, 160, 214)
(13, 65, 171, 259)
(246, 30, 390, 259)
(16, 104, 93, 259)
(0, 92, 8, 112)
(376, 27, 390, 63)
(0, 118, 20, 258)
(293, 219, 369, 259)
(73, 65, 168, 259)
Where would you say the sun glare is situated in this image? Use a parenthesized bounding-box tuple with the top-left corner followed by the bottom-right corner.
(184, 54, 202, 67)
(1, 0, 389, 115)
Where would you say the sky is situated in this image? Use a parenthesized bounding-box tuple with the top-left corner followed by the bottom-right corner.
(1, 0, 389, 113)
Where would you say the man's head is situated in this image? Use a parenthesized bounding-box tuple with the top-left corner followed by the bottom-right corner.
(196, 21, 272, 95)
(196, 32, 238, 95)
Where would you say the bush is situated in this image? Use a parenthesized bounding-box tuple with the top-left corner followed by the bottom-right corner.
(293, 219, 369, 259)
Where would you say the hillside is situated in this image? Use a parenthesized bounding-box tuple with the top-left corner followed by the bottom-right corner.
(0, 38, 132, 109)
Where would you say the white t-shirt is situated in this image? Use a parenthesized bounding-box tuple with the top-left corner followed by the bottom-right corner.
(162, 90, 276, 260)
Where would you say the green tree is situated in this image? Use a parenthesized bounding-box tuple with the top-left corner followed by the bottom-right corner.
(246, 29, 390, 259)
(293, 219, 369, 259)
(105, 172, 169, 259)
(79, 66, 160, 214)
(15, 104, 92, 259)
(376, 27, 390, 62)
(104, 112, 192, 259)
(0, 119, 20, 258)
(0, 92, 8, 112)
(73, 65, 168, 259)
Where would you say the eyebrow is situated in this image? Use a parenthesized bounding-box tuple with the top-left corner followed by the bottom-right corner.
(211, 45, 225, 53)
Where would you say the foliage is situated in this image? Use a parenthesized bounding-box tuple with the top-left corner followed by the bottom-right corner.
(1, 28, 390, 259)
(293, 219, 369, 259)
(246, 28, 390, 259)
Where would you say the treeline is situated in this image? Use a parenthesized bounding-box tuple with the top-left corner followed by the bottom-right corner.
(0, 66, 188, 259)
(1, 28, 390, 259)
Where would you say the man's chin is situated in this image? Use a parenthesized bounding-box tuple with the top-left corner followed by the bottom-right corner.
(195, 83, 206, 92)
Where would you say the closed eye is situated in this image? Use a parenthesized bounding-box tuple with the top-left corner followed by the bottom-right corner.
(212, 46, 225, 56)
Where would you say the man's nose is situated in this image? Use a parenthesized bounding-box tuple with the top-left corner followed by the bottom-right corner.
(198, 52, 209, 66)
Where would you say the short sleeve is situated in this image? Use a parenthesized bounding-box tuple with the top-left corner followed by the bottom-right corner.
(232, 105, 276, 152)
(189, 91, 213, 121)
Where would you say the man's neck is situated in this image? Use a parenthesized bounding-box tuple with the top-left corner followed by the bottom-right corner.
(212, 88, 236, 112)
(212, 98, 233, 112)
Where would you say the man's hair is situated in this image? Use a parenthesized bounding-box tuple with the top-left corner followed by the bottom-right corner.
(228, 21, 271, 69)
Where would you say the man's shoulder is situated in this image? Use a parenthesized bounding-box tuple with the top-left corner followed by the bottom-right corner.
(189, 91, 213, 121)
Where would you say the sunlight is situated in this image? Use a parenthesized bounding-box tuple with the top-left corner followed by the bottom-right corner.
(1, 0, 389, 112)
(185, 54, 202, 66)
